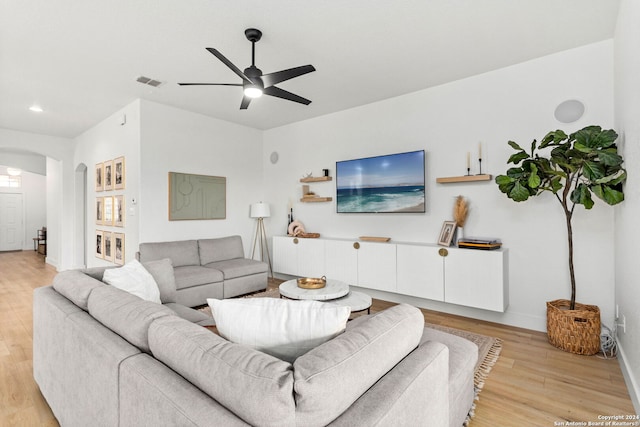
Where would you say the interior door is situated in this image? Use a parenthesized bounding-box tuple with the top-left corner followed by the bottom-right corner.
(0, 193, 24, 251)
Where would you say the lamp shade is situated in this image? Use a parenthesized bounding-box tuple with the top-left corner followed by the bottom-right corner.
(250, 202, 271, 218)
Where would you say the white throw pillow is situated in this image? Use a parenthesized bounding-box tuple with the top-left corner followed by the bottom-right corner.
(207, 298, 351, 362)
(103, 259, 161, 304)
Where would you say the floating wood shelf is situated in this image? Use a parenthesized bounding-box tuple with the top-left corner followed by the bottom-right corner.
(300, 176, 333, 183)
(300, 197, 332, 203)
(436, 174, 492, 184)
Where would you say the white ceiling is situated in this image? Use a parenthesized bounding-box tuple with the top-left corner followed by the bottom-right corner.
(0, 0, 620, 139)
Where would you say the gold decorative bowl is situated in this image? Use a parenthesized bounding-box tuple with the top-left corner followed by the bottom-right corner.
(297, 276, 326, 289)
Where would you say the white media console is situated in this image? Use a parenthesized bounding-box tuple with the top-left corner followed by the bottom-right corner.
(273, 235, 508, 313)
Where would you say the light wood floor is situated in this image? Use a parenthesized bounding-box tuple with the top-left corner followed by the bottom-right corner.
(0, 250, 635, 426)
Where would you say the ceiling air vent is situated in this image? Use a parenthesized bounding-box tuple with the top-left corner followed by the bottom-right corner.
(136, 76, 163, 87)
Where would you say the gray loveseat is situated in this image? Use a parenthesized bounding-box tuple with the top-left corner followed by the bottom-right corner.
(138, 235, 267, 307)
(33, 266, 478, 427)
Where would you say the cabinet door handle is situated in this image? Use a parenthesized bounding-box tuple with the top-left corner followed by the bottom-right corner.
(353, 242, 360, 250)
(293, 238, 299, 244)
(438, 248, 448, 257)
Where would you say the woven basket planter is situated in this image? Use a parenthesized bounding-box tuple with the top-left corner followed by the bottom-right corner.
(546, 299, 601, 355)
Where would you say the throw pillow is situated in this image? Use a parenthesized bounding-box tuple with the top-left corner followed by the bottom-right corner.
(207, 298, 351, 362)
(103, 259, 161, 303)
(141, 258, 177, 304)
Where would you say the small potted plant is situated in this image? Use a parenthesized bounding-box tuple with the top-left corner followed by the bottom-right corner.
(495, 125, 626, 355)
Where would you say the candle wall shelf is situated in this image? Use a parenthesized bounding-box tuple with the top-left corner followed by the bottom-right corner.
(436, 174, 492, 184)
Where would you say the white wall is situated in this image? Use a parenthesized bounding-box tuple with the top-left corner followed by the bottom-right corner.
(264, 41, 616, 332)
(614, 0, 640, 413)
(0, 128, 75, 270)
(74, 101, 141, 267)
(0, 165, 46, 250)
(138, 100, 264, 255)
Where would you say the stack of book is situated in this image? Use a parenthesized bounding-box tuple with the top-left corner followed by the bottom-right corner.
(457, 238, 502, 250)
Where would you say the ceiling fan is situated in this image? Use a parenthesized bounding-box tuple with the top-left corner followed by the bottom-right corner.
(179, 28, 316, 110)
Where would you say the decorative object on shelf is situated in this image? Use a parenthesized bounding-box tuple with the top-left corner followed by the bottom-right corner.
(453, 195, 468, 245)
(287, 200, 294, 234)
(250, 202, 272, 277)
(437, 221, 457, 247)
(359, 236, 391, 242)
(478, 142, 483, 175)
(457, 238, 502, 250)
(287, 219, 305, 236)
(466, 152, 471, 176)
(297, 276, 327, 289)
(299, 175, 333, 202)
(303, 172, 313, 179)
(495, 125, 626, 355)
(323, 169, 329, 177)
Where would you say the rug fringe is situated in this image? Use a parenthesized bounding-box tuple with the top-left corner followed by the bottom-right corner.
(464, 338, 503, 426)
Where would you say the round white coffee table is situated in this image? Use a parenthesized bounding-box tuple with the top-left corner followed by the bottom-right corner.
(329, 291, 372, 314)
(279, 279, 349, 301)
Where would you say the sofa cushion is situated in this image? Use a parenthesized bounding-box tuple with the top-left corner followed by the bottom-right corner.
(52, 270, 105, 310)
(421, 327, 478, 427)
(141, 258, 177, 303)
(208, 298, 350, 363)
(198, 236, 244, 265)
(293, 303, 424, 426)
(139, 240, 200, 267)
(203, 258, 267, 280)
(173, 265, 223, 290)
(148, 316, 295, 427)
(87, 285, 174, 353)
(81, 266, 112, 281)
(164, 303, 212, 325)
(103, 260, 161, 304)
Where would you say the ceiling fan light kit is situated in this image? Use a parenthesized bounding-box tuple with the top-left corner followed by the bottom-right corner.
(179, 28, 315, 109)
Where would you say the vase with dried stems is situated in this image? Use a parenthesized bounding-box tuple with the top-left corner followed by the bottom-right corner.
(453, 195, 469, 243)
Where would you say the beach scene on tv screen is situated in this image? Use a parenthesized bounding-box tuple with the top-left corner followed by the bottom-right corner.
(336, 150, 425, 213)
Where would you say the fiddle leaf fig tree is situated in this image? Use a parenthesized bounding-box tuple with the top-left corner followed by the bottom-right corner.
(495, 125, 626, 309)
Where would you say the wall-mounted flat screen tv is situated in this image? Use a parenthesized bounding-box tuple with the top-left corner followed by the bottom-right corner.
(336, 150, 425, 213)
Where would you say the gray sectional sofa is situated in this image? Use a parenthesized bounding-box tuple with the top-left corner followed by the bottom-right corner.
(33, 265, 478, 427)
(138, 235, 267, 307)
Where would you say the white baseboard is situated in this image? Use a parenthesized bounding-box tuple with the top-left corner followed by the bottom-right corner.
(617, 342, 640, 415)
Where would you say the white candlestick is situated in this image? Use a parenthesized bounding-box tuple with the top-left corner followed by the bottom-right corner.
(466, 152, 471, 169)
(479, 142, 482, 159)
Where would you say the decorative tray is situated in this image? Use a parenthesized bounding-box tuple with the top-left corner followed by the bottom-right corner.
(297, 276, 326, 289)
(359, 236, 391, 242)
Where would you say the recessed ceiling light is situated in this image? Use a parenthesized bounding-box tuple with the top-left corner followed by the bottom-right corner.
(29, 105, 43, 113)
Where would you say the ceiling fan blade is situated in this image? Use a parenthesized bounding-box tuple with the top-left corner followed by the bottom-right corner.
(263, 86, 312, 105)
(240, 96, 252, 110)
(178, 83, 242, 86)
(206, 48, 252, 84)
(262, 65, 316, 87)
